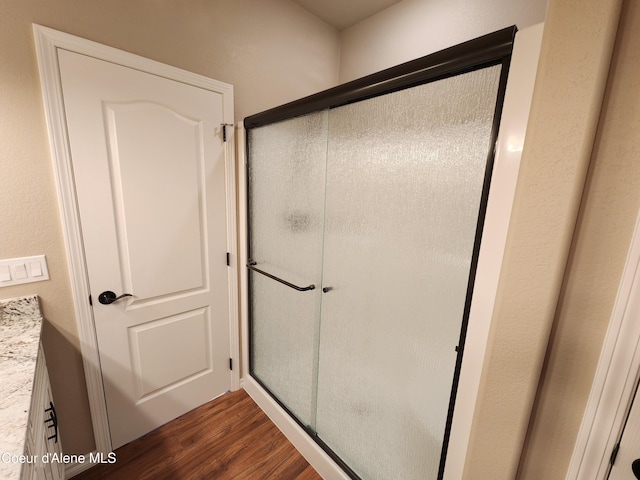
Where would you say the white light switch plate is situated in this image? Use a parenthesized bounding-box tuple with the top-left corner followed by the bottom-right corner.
(0, 255, 50, 287)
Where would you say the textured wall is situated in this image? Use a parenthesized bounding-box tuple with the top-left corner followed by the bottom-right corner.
(517, 0, 640, 477)
(463, 0, 626, 478)
(338, 0, 548, 83)
(0, 0, 339, 454)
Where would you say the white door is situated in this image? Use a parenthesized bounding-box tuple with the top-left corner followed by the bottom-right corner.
(609, 378, 640, 480)
(57, 49, 233, 448)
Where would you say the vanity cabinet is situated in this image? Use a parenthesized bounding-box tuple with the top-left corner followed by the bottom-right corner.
(0, 295, 62, 480)
(21, 343, 63, 480)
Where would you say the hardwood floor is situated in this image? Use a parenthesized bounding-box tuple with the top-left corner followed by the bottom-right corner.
(73, 389, 322, 479)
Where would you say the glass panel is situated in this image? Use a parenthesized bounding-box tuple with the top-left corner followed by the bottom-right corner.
(248, 111, 328, 427)
(315, 65, 503, 480)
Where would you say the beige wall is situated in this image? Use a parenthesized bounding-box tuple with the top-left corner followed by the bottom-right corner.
(517, 0, 640, 477)
(463, 0, 625, 475)
(0, 0, 339, 454)
(338, 0, 548, 83)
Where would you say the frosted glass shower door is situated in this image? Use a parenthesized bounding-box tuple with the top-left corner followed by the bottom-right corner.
(247, 111, 328, 427)
(315, 65, 503, 479)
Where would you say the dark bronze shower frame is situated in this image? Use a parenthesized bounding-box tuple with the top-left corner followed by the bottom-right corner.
(244, 25, 517, 480)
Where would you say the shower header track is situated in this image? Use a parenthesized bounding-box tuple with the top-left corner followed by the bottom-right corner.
(244, 26, 516, 129)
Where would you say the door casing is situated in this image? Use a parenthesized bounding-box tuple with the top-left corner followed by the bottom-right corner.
(33, 24, 240, 463)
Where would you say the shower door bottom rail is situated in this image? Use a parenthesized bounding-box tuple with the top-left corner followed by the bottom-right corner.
(247, 374, 362, 480)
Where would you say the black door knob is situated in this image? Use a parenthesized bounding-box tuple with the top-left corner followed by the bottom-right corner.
(98, 291, 133, 305)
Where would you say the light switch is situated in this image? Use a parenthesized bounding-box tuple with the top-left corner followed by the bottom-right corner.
(30, 262, 43, 277)
(14, 264, 28, 279)
(0, 266, 11, 282)
(0, 255, 49, 287)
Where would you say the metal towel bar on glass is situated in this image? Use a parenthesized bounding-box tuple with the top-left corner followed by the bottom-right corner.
(246, 261, 315, 292)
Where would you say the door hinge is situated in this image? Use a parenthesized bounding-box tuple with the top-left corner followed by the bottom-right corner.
(229, 358, 233, 371)
(610, 442, 620, 466)
(226, 252, 231, 266)
(221, 123, 232, 142)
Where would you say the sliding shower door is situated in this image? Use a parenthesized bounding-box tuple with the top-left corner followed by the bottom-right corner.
(315, 65, 502, 480)
(246, 26, 515, 480)
(248, 111, 328, 427)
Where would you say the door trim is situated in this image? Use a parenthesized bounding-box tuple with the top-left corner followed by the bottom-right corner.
(32, 24, 239, 455)
(566, 208, 640, 479)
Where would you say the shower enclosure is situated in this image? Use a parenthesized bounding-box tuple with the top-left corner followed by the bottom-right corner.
(244, 27, 516, 480)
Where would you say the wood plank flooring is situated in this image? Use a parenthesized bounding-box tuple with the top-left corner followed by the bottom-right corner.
(73, 389, 322, 479)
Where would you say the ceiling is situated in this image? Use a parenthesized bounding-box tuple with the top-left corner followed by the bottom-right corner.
(292, 0, 404, 31)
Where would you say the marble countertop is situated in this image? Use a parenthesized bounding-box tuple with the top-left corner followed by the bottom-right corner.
(0, 295, 42, 479)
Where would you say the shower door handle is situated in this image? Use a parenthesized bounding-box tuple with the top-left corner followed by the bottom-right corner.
(246, 261, 315, 292)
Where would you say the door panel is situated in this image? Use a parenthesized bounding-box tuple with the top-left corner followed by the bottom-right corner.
(315, 65, 502, 480)
(104, 102, 207, 300)
(248, 64, 503, 479)
(58, 49, 232, 448)
(129, 308, 210, 399)
(247, 111, 328, 427)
